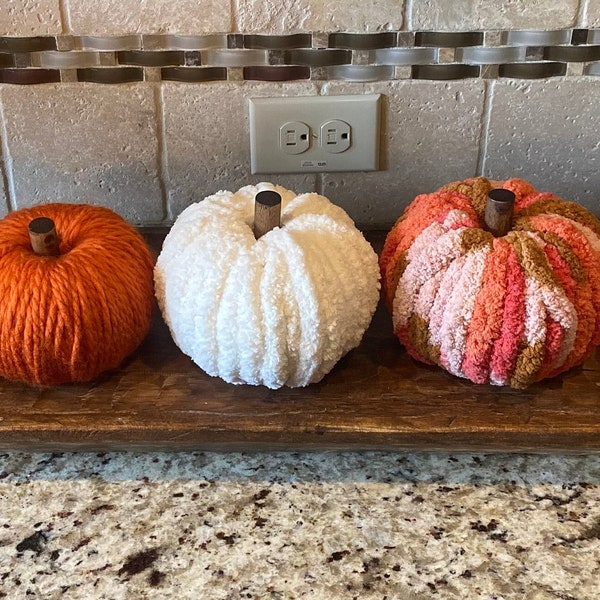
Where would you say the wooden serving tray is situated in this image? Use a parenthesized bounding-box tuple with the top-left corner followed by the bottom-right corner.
(0, 230, 598, 453)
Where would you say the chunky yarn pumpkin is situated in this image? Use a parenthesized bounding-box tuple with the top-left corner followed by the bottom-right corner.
(155, 183, 380, 389)
(0, 203, 154, 386)
(380, 177, 600, 388)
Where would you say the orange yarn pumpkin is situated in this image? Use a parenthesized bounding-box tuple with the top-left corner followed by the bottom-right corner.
(0, 203, 154, 385)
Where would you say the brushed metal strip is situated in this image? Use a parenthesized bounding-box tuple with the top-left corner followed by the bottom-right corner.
(327, 65, 395, 81)
(329, 32, 396, 50)
(457, 46, 525, 64)
(202, 49, 268, 67)
(544, 45, 600, 62)
(117, 50, 185, 67)
(416, 32, 484, 47)
(499, 61, 567, 78)
(161, 66, 227, 82)
(79, 35, 142, 51)
(0, 36, 57, 53)
(76, 67, 144, 83)
(506, 30, 572, 46)
(373, 47, 437, 65)
(412, 64, 480, 79)
(283, 48, 351, 66)
(32, 51, 102, 69)
(143, 34, 227, 51)
(0, 68, 60, 84)
(243, 65, 310, 81)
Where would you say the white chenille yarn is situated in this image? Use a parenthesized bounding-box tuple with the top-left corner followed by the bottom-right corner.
(155, 183, 380, 389)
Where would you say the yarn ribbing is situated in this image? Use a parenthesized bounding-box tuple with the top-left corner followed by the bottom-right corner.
(0, 203, 155, 385)
(380, 177, 600, 388)
(154, 183, 380, 389)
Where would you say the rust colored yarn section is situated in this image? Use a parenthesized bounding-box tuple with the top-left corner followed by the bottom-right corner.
(0, 203, 155, 386)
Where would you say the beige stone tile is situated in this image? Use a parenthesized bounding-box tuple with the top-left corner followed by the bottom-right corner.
(161, 81, 319, 219)
(0, 0, 62, 35)
(485, 79, 600, 215)
(66, 0, 231, 35)
(410, 0, 578, 30)
(320, 80, 486, 228)
(235, 0, 404, 33)
(584, 0, 600, 26)
(0, 84, 163, 223)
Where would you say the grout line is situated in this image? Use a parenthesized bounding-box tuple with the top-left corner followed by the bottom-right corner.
(0, 91, 17, 212)
(153, 84, 171, 223)
(230, 0, 238, 33)
(58, 0, 72, 34)
(475, 80, 495, 177)
(403, 0, 414, 31)
(316, 80, 326, 194)
(316, 173, 324, 195)
(576, 0, 590, 27)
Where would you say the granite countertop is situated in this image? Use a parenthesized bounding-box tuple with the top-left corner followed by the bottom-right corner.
(0, 451, 598, 599)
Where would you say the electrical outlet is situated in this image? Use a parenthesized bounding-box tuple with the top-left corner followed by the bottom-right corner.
(320, 119, 351, 153)
(249, 94, 381, 173)
(280, 121, 310, 155)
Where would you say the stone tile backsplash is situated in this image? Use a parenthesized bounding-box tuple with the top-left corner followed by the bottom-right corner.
(0, 1, 598, 226)
(66, 0, 232, 36)
(586, 0, 600, 27)
(409, 0, 579, 30)
(234, 0, 404, 34)
(1, 84, 164, 222)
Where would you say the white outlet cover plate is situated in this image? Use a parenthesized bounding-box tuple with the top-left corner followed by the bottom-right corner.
(249, 94, 381, 174)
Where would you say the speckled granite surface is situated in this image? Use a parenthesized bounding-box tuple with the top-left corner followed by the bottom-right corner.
(0, 452, 599, 599)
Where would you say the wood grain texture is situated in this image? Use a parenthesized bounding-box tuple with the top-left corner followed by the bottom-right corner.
(0, 229, 598, 452)
(28, 217, 60, 256)
(253, 189, 281, 239)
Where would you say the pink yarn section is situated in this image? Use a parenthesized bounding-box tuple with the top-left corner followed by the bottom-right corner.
(461, 237, 510, 384)
(438, 246, 490, 378)
(488, 246, 526, 385)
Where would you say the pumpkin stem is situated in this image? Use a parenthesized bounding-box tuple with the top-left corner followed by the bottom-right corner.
(484, 189, 515, 237)
(28, 217, 60, 256)
(254, 190, 281, 239)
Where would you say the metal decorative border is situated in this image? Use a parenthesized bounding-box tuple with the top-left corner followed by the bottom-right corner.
(0, 29, 598, 84)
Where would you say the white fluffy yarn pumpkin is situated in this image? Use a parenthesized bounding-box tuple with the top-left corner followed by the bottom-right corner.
(155, 183, 380, 389)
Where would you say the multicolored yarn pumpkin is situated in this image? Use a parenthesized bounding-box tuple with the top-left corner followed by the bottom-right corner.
(0, 203, 155, 386)
(380, 177, 600, 388)
(155, 183, 380, 389)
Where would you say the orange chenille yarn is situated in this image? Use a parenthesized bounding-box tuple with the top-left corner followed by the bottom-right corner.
(0, 203, 155, 385)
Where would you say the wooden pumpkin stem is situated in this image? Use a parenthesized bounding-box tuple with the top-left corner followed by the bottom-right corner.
(254, 190, 282, 239)
(484, 189, 515, 237)
(28, 217, 60, 256)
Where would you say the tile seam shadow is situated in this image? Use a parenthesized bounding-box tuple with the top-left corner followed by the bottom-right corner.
(0, 90, 17, 212)
(154, 84, 170, 223)
(476, 80, 495, 177)
(576, 0, 591, 27)
(58, 0, 72, 34)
